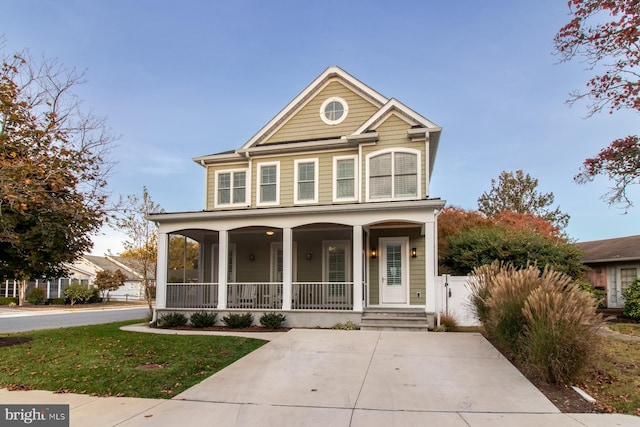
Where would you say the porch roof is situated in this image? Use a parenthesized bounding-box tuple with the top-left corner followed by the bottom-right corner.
(147, 198, 445, 224)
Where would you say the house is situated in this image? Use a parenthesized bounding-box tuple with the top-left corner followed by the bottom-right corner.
(1, 255, 149, 302)
(576, 235, 640, 308)
(149, 66, 445, 328)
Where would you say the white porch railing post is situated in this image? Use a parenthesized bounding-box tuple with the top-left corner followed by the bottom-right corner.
(282, 227, 292, 310)
(352, 225, 363, 311)
(155, 232, 168, 311)
(217, 230, 228, 309)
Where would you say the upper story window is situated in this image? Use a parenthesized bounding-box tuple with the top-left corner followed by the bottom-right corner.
(366, 149, 420, 201)
(294, 158, 318, 204)
(215, 169, 247, 207)
(333, 155, 357, 202)
(257, 162, 280, 206)
(320, 97, 349, 125)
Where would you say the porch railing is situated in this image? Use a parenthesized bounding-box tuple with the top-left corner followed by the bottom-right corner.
(293, 282, 353, 311)
(227, 282, 283, 309)
(166, 283, 218, 309)
(165, 282, 354, 311)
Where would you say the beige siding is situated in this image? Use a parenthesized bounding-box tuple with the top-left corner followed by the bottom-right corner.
(205, 162, 248, 210)
(252, 151, 356, 208)
(265, 81, 379, 144)
(360, 114, 428, 200)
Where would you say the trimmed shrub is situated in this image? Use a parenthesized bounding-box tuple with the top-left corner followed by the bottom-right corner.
(27, 288, 47, 305)
(158, 312, 188, 328)
(87, 288, 102, 304)
(190, 311, 218, 328)
(522, 281, 603, 384)
(622, 278, 640, 320)
(0, 297, 19, 305)
(222, 313, 254, 328)
(332, 320, 358, 330)
(63, 284, 95, 306)
(259, 312, 287, 329)
(47, 298, 67, 305)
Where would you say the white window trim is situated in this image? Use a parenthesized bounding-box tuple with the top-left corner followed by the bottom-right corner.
(214, 169, 248, 208)
(365, 148, 422, 202)
(294, 158, 319, 204)
(332, 155, 358, 202)
(322, 240, 352, 282)
(319, 96, 349, 125)
(257, 161, 280, 207)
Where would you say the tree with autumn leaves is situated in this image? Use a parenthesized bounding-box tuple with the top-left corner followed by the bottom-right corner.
(439, 170, 583, 277)
(555, 0, 640, 209)
(0, 45, 114, 305)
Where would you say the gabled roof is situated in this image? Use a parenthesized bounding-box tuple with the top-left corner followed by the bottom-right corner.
(82, 255, 147, 281)
(575, 235, 640, 263)
(193, 66, 441, 172)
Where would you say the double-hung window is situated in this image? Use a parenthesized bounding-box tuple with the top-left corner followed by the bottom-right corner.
(294, 159, 318, 204)
(257, 162, 279, 206)
(367, 149, 420, 201)
(333, 155, 357, 201)
(215, 169, 247, 207)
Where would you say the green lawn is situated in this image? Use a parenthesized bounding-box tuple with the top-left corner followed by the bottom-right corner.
(578, 324, 640, 415)
(0, 320, 267, 399)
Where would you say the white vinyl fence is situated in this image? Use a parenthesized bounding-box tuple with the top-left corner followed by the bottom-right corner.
(437, 275, 481, 326)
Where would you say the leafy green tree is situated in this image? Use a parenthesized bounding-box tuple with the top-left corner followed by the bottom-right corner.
(441, 226, 585, 279)
(0, 45, 114, 305)
(113, 187, 163, 317)
(555, 0, 640, 210)
(94, 269, 127, 301)
(477, 170, 569, 231)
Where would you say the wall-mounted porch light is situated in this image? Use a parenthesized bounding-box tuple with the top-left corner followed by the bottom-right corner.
(371, 248, 377, 259)
(249, 253, 256, 261)
(306, 252, 312, 260)
(411, 248, 417, 258)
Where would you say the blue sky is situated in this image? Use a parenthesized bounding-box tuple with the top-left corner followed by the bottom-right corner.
(3, 0, 639, 255)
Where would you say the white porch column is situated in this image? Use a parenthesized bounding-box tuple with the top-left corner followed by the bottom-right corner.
(425, 220, 437, 317)
(282, 227, 292, 310)
(155, 232, 168, 311)
(217, 230, 228, 309)
(352, 225, 363, 312)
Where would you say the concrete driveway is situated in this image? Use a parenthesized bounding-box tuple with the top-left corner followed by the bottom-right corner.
(2, 329, 637, 426)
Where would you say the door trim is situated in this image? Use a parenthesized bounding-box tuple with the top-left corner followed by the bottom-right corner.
(378, 236, 410, 305)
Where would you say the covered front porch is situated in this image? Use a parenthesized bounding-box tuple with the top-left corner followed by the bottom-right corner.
(151, 201, 443, 327)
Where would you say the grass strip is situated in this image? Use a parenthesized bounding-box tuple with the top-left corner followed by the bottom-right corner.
(0, 320, 267, 399)
(578, 336, 640, 415)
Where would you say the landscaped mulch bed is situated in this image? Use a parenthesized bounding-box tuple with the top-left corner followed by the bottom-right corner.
(484, 333, 605, 414)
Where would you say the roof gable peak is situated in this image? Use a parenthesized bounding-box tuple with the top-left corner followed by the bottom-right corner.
(241, 66, 388, 149)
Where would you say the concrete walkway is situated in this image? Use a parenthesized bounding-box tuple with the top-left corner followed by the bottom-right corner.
(1, 329, 639, 426)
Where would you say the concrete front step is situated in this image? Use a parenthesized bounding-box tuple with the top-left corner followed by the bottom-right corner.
(361, 308, 429, 331)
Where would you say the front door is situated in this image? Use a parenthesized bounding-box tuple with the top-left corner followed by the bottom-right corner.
(379, 237, 409, 304)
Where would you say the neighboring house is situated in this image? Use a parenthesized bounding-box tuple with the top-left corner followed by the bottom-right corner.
(576, 235, 640, 308)
(149, 66, 445, 328)
(1, 255, 150, 302)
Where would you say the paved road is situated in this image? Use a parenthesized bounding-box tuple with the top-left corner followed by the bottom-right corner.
(0, 306, 149, 333)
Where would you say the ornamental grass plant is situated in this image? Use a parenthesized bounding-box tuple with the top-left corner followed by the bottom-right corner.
(470, 262, 603, 385)
(522, 280, 603, 384)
